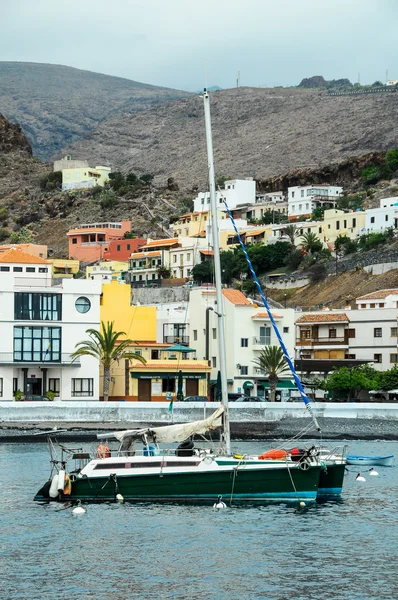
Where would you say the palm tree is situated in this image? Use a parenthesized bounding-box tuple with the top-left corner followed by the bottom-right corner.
(71, 321, 146, 401)
(252, 346, 290, 402)
(283, 224, 299, 245)
(300, 231, 323, 254)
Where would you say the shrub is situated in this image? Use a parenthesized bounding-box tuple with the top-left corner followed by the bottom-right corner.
(46, 390, 55, 401)
(99, 191, 118, 209)
(0, 228, 9, 242)
(284, 248, 304, 270)
(0, 207, 8, 221)
(361, 166, 380, 185)
(14, 389, 24, 401)
(308, 262, 328, 283)
(386, 149, 398, 172)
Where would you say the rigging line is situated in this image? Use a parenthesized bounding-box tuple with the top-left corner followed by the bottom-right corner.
(284, 458, 301, 504)
(222, 198, 321, 434)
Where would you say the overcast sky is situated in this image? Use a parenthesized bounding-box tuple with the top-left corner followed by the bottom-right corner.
(2, 0, 397, 91)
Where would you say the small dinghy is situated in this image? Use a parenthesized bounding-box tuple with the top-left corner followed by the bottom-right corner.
(346, 455, 394, 467)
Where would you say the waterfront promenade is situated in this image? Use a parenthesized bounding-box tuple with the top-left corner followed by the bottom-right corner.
(1, 401, 398, 440)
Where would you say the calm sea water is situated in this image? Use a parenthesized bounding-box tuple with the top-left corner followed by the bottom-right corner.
(0, 439, 397, 600)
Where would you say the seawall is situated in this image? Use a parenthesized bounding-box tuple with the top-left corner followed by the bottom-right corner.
(1, 402, 398, 441)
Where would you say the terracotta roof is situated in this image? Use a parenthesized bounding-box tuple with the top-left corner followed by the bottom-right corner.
(199, 250, 214, 255)
(296, 313, 349, 324)
(252, 312, 283, 319)
(357, 289, 398, 301)
(130, 362, 211, 370)
(0, 248, 50, 265)
(222, 289, 252, 306)
(130, 251, 161, 259)
(132, 342, 171, 347)
(191, 231, 206, 238)
(141, 238, 179, 249)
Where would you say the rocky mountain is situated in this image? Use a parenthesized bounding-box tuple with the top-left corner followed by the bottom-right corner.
(0, 114, 192, 256)
(0, 62, 191, 159)
(64, 86, 398, 191)
(298, 76, 353, 89)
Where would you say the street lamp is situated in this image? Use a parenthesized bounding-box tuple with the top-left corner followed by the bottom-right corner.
(284, 293, 287, 309)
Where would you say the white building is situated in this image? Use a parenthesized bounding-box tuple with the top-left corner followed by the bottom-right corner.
(365, 197, 398, 233)
(0, 251, 101, 401)
(155, 301, 190, 345)
(189, 287, 295, 399)
(53, 155, 89, 172)
(295, 304, 398, 371)
(288, 185, 343, 221)
(193, 179, 256, 213)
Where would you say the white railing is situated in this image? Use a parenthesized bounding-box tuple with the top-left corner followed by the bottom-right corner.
(253, 336, 271, 347)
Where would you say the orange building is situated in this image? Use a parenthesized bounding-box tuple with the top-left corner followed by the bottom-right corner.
(102, 237, 146, 261)
(67, 221, 131, 261)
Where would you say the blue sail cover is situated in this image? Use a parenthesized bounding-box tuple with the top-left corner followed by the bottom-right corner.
(223, 200, 321, 432)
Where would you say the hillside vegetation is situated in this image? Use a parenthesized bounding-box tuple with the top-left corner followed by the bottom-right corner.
(65, 86, 398, 190)
(0, 62, 191, 159)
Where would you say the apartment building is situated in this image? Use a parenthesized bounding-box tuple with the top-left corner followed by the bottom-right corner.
(67, 221, 131, 261)
(189, 288, 295, 399)
(62, 165, 111, 191)
(288, 185, 343, 221)
(365, 197, 398, 233)
(0, 251, 101, 401)
(193, 179, 256, 213)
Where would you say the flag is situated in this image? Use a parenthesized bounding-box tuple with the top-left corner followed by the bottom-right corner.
(166, 392, 173, 413)
(44, 342, 51, 360)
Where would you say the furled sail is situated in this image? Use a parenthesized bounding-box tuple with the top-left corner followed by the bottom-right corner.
(98, 406, 224, 444)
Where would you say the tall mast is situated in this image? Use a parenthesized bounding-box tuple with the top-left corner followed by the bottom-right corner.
(203, 89, 231, 454)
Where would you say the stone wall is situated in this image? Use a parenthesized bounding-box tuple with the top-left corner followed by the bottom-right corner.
(132, 286, 189, 305)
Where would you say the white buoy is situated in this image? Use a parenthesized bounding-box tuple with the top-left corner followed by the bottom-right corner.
(299, 501, 306, 508)
(116, 493, 124, 503)
(369, 468, 379, 476)
(49, 474, 59, 499)
(213, 495, 226, 509)
(72, 500, 86, 515)
(356, 473, 366, 482)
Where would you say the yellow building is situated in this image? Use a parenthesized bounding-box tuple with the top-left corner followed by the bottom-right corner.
(321, 209, 366, 245)
(62, 165, 111, 191)
(172, 210, 227, 237)
(50, 258, 80, 279)
(86, 260, 129, 281)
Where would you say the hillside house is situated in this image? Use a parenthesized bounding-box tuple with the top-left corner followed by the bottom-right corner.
(67, 221, 131, 262)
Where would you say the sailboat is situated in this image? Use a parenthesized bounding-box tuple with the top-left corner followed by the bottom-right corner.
(34, 90, 344, 505)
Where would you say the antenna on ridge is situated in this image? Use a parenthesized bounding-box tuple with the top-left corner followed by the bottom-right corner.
(237, 70, 241, 88)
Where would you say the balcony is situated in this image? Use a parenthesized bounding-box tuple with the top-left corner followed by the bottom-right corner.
(0, 353, 81, 367)
(296, 337, 348, 347)
(163, 336, 190, 345)
(253, 336, 271, 348)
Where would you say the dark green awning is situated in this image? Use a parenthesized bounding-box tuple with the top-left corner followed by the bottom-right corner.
(257, 380, 296, 390)
(243, 381, 254, 389)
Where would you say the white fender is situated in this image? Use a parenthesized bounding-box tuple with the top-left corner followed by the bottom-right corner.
(49, 474, 59, 498)
(57, 470, 66, 493)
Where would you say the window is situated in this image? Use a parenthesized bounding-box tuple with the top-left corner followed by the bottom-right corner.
(212, 356, 217, 368)
(173, 255, 177, 263)
(374, 328, 382, 337)
(374, 354, 382, 364)
(370, 217, 375, 223)
(390, 354, 398, 364)
(336, 221, 340, 230)
(14, 326, 61, 362)
(301, 190, 304, 197)
(212, 328, 217, 340)
(344, 220, 347, 228)
(370, 303, 375, 308)
(15, 293, 62, 321)
(361, 304, 366, 308)
(241, 338, 249, 347)
(329, 328, 337, 338)
(187, 253, 191, 261)
(48, 378, 60, 396)
(259, 326, 271, 345)
(13, 378, 18, 394)
(75, 297, 91, 314)
(391, 327, 398, 337)
(292, 191, 295, 198)
(72, 378, 94, 397)
(352, 218, 356, 227)
(0, 266, 10, 271)
(162, 378, 175, 393)
(151, 350, 159, 359)
(345, 353, 356, 359)
(127, 244, 131, 251)
(0, 378, 2, 397)
(348, 329, 356, 338)
(300, 329, 311, 339)
(283, 327, 289, 333)
(117, 245, 121, 251)
(72, 238, 77, 244)
(386, 215, 389, 222)
(13, 267, 23, 272)
(38, 268, 48, 273)
(379, 303, 385, 308)
(134, 350, 142, 356)
(240, 366, 248, 375)
(26, 267, 35, 273)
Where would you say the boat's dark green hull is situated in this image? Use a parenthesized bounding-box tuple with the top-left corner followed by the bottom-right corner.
(35, 465, 322, 504)
(317, 463, 346, 499)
